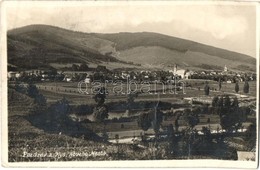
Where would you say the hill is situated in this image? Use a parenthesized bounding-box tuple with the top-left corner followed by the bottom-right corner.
(93, 32, 256, 72)
(8, 25, 120, 70)
(7, 25, 256, 72)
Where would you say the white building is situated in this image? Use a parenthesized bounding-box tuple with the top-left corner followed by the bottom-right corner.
(176, 69, 186, 79)
(184, 71, 192, 79)
(63, 76, 72, 82)
(15, 72, 21, 78)
(8, 72, 16, 79)
(84, 77, 91, 84)
(224, 65, 228, 72)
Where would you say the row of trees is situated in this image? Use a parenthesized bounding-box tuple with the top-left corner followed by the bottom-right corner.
(204, 80, 250, 96)
(14, 82, 47, 108)
(137, 105, 163, 138)
(191, 72, 256, 82)
(233, 81, 249, 94)
(212, 95, 247, 132)
(137, 94, 249, 138)
(71, 63, 89, 71)
(14, 82, 104, 140)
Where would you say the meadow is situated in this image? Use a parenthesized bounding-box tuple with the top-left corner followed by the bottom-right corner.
(7, 79, 257, 161)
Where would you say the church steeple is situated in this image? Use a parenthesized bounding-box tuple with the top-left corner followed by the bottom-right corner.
(224, 65, 228, 72)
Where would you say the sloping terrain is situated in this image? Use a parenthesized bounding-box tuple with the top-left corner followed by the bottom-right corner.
(8, 25, 119, 69)
(94, 32, 256, 71)
(8, 25, 256, 71)
(117, 46, 255, 71)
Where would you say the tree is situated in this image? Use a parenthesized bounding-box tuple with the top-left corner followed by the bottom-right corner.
(201, 104, 209, 114)
(27, 83, 39, 98)
(166, 124, 174, 139)
(167, 124, 178, 155)
(52, 97, 71, 115)
(183, 109, 199, 129)
(243, 80, 249, 94)
(204, 82, 210, 96)
(78, 73, 87, 81)
(193, 107, 202, 115)
(232, 97, 239, 108)
(96, 65, 107, 73)
(79, 63, 89, 71)
(218, 78, 222, 90)
(180, 119, 199, 156)
(39, 97, 74, 132)
(137, 102, 164, 139)
(201, 126, 212, 142)
(49, 68, 57, 77)
(244, 122, 256, 150)
(151, 107, 163, 137)
(101, 131, 109, 142)
(94, 87, 106, 106)
(34, 93, 47, 107)
(14, 82, 27, 94)
(72, 64, 79, 71)
(27, 83, 46, 106)
(126, 92, 138, 113)
(137, 112, 151, 131)
(212, 96, 219, 114)
(217, 96, 224, 116)
(175, 116, 180, 132)
(212, 96, 219, 105)
(93, 87, 108, 123)
(216, 95, 246, 133)
(235, 82, 239, 93)
(115, 134, 120, 156)
(93, 105, 109, 123)
(223, 95, 231, 111)
(220, 109, 245, 133)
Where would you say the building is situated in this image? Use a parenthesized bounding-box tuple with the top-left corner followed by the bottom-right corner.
(84, 77, 91, 83)
(184, 71, 193, 79)
(224, 65, 228, 72)
(63, 76, 73, 82)
(173, 64, 177, 74)
(8, 72, 16, 80)
(176, 69, 186, 79)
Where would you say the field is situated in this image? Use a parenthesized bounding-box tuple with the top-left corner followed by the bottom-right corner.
(8, 78, 257, 161)
(8, 88, 160, 161)
(5, 22, 258, 163)
(31, 80, 257, 106)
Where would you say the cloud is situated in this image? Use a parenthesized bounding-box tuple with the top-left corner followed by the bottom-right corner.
(6, 4, 249, 39)
(74, 6, 248, 40)
(182, 9, 248, 40)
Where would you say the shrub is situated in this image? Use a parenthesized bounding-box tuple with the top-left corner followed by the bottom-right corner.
(243, 81, 249, 93)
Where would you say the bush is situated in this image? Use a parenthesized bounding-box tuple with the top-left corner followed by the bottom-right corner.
(73, 105, 93, 115)
(204, 83, 210, 96)
(14, 82, 27, 94)
(243, 81, 249, 93)
(235, 82, 239, 93)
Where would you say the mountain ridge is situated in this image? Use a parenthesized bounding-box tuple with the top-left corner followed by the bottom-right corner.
(7, 24, 256, 72)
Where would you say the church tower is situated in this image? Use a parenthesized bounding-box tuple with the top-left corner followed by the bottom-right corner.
(224, 65, 228, 72)
(173, 64, 177, 74)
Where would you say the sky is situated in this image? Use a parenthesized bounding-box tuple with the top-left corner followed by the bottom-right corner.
(5, 1, 257, 58)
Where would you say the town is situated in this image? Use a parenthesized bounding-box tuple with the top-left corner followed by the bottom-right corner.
(8, 60, 257, 161)
(8, 63, 257, 83)
(4, 2, 258, 168)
